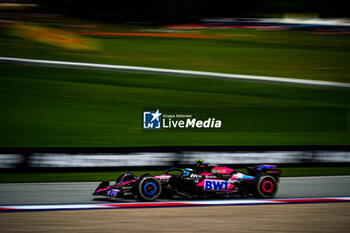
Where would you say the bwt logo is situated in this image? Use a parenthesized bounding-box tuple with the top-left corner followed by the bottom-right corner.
(143, 109, 162, 129)
(204, 180, 229, 191)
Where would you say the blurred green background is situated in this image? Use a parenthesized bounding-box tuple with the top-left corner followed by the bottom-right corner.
(0, 1, 349, 185)
(1, 0, 350, 147)
(1, 27, 350, 147)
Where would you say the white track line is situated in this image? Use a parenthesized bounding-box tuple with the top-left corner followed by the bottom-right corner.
(1, 197, 350, 212)
(1, 56, 350, 89)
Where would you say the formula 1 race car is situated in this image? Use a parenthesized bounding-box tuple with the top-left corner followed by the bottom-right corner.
(93, 160, 281, 201)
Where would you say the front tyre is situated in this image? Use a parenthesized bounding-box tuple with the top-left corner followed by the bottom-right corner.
(136, 177, 162, 201)
(253, 175, 278, 198)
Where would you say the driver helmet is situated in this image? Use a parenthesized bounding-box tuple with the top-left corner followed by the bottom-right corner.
(183, 168, 193, 176)
(195, 159, 205, 168)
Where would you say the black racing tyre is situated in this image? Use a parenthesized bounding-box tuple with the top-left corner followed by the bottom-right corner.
(136, 177, 162, 201)
(253, 175, 278, 198)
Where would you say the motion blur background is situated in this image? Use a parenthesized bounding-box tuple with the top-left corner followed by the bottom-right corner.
(0, 0, 350, 176)
(0, 3, 350, 233)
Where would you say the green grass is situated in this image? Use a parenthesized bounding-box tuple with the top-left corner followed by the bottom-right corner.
(0, 28, 350, 83)
(0, 167, 349, 183)
(280, 167, 350, 177)
(0, 28, 350, 147)
(0, 64, 349, 147)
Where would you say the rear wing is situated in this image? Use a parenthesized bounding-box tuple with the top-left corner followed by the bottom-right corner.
(246, 165, 282, 181)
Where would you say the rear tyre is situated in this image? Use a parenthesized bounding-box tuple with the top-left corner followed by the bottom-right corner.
(136, 177, 162, 201)
(253, 175, 278, 198)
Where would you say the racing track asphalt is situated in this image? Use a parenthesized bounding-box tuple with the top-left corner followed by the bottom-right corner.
(0, 176, 350, 205)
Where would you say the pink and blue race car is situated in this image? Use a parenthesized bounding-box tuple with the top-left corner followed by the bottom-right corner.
(93, 160, 281, 201)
